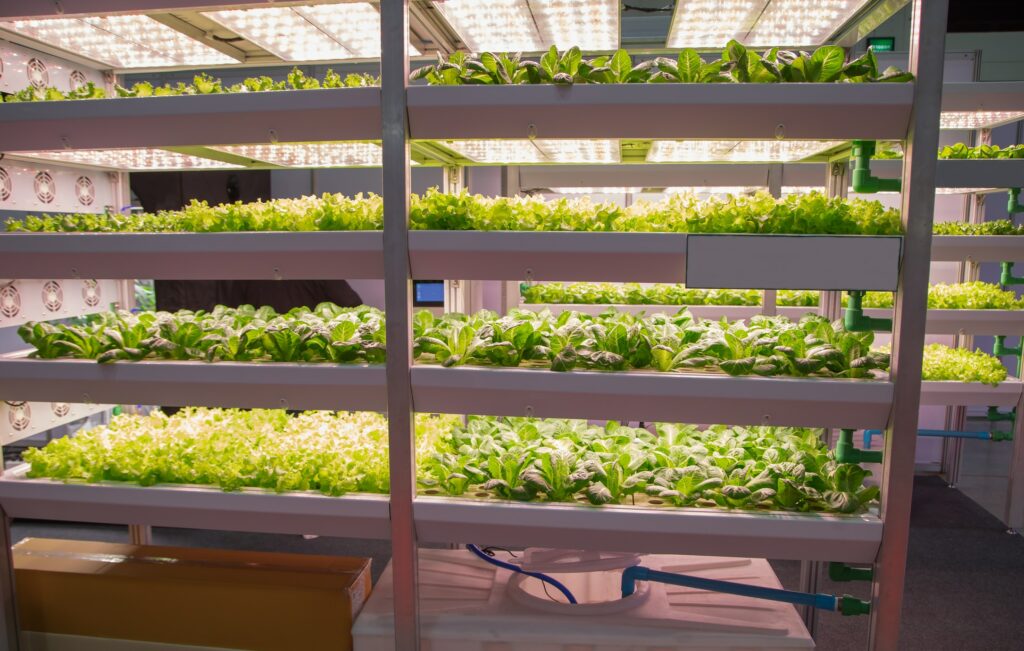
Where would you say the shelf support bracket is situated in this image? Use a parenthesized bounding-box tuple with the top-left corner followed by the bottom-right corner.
(851, 140, 902, 194)
(843, 291, 893, 332)
(837, 429, 884, 464)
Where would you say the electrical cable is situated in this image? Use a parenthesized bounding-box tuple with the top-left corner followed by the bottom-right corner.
(466, 544, 578, 605)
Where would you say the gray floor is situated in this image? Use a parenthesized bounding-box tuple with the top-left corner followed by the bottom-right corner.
(11, 475, 1024, 650)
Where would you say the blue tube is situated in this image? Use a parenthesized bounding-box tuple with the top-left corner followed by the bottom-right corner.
(621, 566, 838, 612)
(465, 544, 578, 604)
(864, 428, 992, 444)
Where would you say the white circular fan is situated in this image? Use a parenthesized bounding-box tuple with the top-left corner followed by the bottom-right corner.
(7, 402, 30, 432)
(69, 69, 87, 90)
(51, 402, 70, 418)
(75, 176, 95, 206)
(34, 171, 55, 204)
(42, 280, 63, 312)
(0, 167, 11, 202)
(27, 58, 48, 89)
(0, 285, 20, 318)
(82, 279, 101, 307)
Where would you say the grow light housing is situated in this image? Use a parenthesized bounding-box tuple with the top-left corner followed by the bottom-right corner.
(443, 140, 620, 164)
(216, 143, 385, 168)
(433, 0, 619, 52)
(17, 149, 242, 171)
(0, 15, 237, 68)
(646, 140, 842, 163)
(662, 186, 823, 196)
(667, 0, 873, 48)
(939, 111, 1024, 130)
(547, 187, 645, 194)
(203, 3, 419, 61)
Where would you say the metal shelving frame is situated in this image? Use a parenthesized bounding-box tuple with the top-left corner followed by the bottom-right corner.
(0, 1, 955, 650)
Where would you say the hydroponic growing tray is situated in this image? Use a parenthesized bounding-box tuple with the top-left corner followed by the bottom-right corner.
(412, 497, 881, 563)
(0, 232, 385, 280)
(411, 366, 893, 429)
(0, 358, 387, 411)
(0, 88, 381, 151)
(0, 465, 390, 539)
(919, 379, 1023, 407)
(408, 84, 913, 140)
(931, 236, 1024, 263)
(409, 231, 902, 289)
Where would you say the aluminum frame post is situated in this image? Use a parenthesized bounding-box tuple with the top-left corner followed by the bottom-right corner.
(797, 560, 822, 636)
(869, 1, 948, 649)
(0, 510, 18, 650)
(380, 1, 419, 649)
(1004, 389, 1024, 533)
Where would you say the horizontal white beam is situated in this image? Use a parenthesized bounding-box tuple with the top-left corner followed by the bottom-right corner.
(408, 84, 913, 140)
(0, 232, 384, 280)
(414, 497, 882, 563)
(941, 81, 1024, 113)
(919, 379, 1023, 408)
(0, 465, 391, 539)
(931, 235, 1024, 263)
(0, 88, 380, 152)
(518, 163, 826, 191)
(872, 159, 1024, 189)
(411, 366, 894, 429)
(0, 359, 387, 411)
(0, 1, 360, 19)
(410, 231, 902, 290)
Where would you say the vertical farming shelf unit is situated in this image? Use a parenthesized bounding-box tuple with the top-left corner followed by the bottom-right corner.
(382, 3, 948, 651)
(0, 3, 954, 651)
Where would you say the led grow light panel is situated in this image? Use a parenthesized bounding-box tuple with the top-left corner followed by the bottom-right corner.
(662, 186, 823, 196)
(443, 140, 620, 164)
(0, 16, 236, 68)
(646, 140, 842, 163)
(940, 111, 1024, 130)
(19, 149, 242, 171)
(217, 143, 384, 167)
(204, 4, 419, 61)
(434, 0, 619, 52)
(667, 0, 872, 48)
(547, 187, 645, 194)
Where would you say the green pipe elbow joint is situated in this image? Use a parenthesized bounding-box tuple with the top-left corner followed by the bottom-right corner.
(844, 291, 893, 333)
(836, 429, 883, 464)
(852, 141, 902, 194)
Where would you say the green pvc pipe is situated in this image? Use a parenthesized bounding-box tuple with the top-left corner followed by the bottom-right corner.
(851, 140, 902, 194)
(1000, 262, 1024, 287)
(829, 562, 873, 582)
(1009, 188, 1023, 215)
(843, 291, 893, 333)
(836, 429, 884, 464)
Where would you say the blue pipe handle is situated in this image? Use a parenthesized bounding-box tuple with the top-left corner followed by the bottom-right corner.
(621, 566, 838, 611)
(863, 428, 991, 445)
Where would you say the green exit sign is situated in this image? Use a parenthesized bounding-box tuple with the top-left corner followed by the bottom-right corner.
(867, 37, 896, 52)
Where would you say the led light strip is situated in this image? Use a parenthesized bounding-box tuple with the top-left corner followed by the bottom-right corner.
(17, 149, 242, 171)
(204, 3, 419, 62)
(216, 143, 386, 167)
(940, 111, 1024, 130)
(443, 140, 620, 164)
(668, 0, 873, 49)
(434, 0, 619, 52)
(0, 15, 235, 68)
(646, 140, 842, 163)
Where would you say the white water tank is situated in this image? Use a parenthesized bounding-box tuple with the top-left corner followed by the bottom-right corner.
(353, 549, 815, 650)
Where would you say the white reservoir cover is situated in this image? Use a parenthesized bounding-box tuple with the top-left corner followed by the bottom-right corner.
(353, 549, 814, 650)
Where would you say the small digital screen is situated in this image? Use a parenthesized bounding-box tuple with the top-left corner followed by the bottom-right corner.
(867, 37, 895, 52)
(413, 280, 445, 307)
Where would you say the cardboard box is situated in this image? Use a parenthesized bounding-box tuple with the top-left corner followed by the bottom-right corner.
(14, 538, 371, 651)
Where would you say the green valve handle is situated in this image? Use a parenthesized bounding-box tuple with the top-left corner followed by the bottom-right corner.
(840, 595, 872, 616)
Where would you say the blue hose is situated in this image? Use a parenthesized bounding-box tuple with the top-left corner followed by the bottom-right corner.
(621, 566, 838, 611)
(864, 428, 992, 448)
(465, 544, 578, 604)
